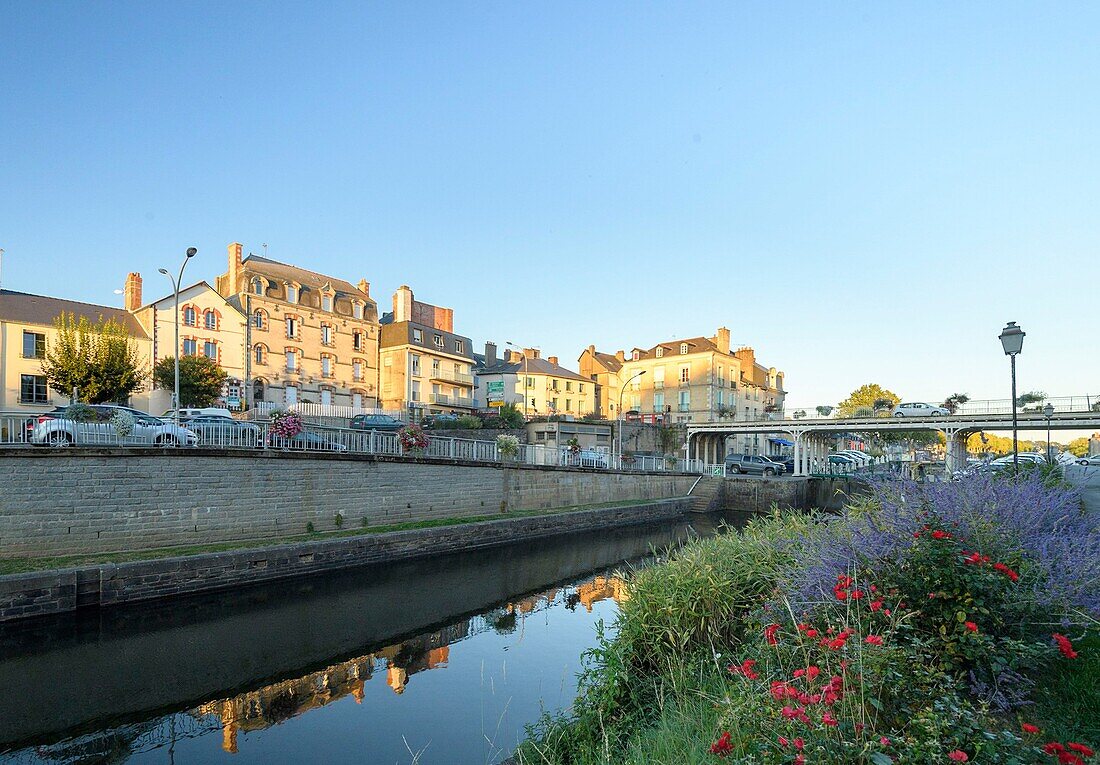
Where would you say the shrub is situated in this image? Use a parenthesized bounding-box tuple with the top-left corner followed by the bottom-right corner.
(456, 415, 482, 429)
(496, 434, 520, 458)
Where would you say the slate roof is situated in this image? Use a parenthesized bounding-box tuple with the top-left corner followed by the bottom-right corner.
(0, 289, 150, 338)
(243, 255, 368, 300)
(476, 355, 590, 383)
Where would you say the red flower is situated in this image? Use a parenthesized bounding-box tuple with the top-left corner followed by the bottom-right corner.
(836, 574, 853, 588)
(1021, 723, 1040, 734)
(1053, 633, 1079, 659)
(1045, 743, 1067, 755)
(821, 710, 839, 727)
(993, 562, 1019, 581)
(728, 659, 759, 680)
(948, 750, 969, 762)
(865, 635, 884, 646)
(805, 628, 818, 638)
(881, 736, 891, 746)
(869, 599, 884, 612)
(806, 665, 821, 681)
(1059, 754, 1086, 765)
(765, 623, 782, 645)
(793, 737, 805, 750)
(851, 589, 864, 600)
(928, 592, 937, 599)
(931, 529, 952, 540)
(778, 736, 789, 747)
(770, 681, 790, 701)
(794, 756, 805, 765)
(964, 621, 978, 633)
(1068, 742, 1095, 757)
(709, 731, 733, 757)
(835, 588, 849, 601)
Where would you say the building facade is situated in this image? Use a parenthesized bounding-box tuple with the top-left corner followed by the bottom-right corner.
(0, 289, 152, 414)
(379, 286, 476, 416)
(578, 327, 786, 450)
(126, 273, 248, 412)
(475, 343, 595, 419)
(214, 243, 381, 410)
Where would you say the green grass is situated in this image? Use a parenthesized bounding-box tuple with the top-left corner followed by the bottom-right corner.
(1030, 632, 1100, 744)
(0, 499, 657, 575)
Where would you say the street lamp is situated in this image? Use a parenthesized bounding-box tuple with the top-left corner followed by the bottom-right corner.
(617, 371, 646, 462)
(159, 247, 198, 431)
(1042, 402, 1055, 464)
(998, 321, 1025, 476)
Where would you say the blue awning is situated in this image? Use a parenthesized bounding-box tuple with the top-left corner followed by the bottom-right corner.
(769, 437, 794, 446)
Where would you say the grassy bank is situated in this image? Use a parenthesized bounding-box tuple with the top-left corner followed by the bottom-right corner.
(0, 499, 659, 575)
(517, 475, 1099, 764)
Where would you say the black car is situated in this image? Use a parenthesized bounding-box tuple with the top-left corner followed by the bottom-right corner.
(349, 414, 404, 432)
(766, 456, 795, 474)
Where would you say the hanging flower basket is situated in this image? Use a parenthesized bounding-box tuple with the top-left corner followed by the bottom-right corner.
(496, 434, 520, 461)
(399, 424, 430, 455)
(269, 409, 304, 439)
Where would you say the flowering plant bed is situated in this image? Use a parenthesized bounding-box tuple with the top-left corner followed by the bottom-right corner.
(517, 473, 1098, 764)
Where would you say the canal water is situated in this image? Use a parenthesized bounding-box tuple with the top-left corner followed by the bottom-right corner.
(0, 513, 742, 765)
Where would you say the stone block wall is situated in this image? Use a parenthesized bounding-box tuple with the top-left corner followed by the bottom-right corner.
(0, 448, 696, 558)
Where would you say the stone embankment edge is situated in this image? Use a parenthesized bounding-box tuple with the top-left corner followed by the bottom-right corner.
(0, 497, 690, 623)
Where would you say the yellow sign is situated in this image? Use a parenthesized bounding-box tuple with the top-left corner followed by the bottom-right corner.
(488, 401, 504, 407)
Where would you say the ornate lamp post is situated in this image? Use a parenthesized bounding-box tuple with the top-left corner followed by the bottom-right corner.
(159, 247, 198, 430)
(998, 321, 1025, 476)
(1042, 402, 1055, 464)
(617, 371, 646, 462)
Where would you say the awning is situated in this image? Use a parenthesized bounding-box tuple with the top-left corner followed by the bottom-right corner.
(769, 437, 794, 447)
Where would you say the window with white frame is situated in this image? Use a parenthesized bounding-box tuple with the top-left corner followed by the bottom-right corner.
(20, 374, 49, 404)
(631, 350, 640, 361)
(320, 388, 333, 406)
(285, 317, 298, 338)
(454, 339, 464, 354)
(254, 345, 266, 365)
(352, 303, 363, 319)
(411, 380, 421, 401)
(285, 384, 298, 405)
(183, 338, 197, 356)
(413, 328, 423, 343)
(22, 331, 45, 359)
(183, 307, 197, 326)
(653, 366, 665, 388)
(656, 347, 664, 358)
(679, 390, 690, 411)
(321, 324, 333, 345)
(252, 309, 266, 329)
(286, 349, 298, 371)
(433, 334, 444, 348)
(680, 343, 689, 354)
(321, 295, 333, 312)
(717, 365, 724, 385)
(410, 354, 421, 376)
(353, 360, 363, 381)
(321, 355, 333, 377)
(679, 365, 690, 383)
(352, 391, 363, 408)
(353, 331, 364, 351)
(204, 311, 217, 330)
(286, 285, 298, 304)
(203, 341, 217, 359)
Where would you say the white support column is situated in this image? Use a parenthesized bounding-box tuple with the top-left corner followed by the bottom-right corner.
(793, 434, 802, 477)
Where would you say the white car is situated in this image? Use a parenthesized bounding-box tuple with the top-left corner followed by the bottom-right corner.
(33, 404, 198, 447)
(892, 402, 950, 417)
(835, 450, 873, 465)
(1077, 454, 1100, 467)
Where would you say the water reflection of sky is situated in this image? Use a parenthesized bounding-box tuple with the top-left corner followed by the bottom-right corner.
(9, 575, 628, 765)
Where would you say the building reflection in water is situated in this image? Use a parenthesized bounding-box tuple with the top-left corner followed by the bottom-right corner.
(193, 574, 628, 754)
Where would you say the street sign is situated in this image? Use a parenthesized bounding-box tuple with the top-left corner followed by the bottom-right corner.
(488, 401, 504, 408)
(487, 381, 504, 394)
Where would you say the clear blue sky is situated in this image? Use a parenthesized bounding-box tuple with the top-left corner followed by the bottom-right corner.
(2, 1, 1098, 413)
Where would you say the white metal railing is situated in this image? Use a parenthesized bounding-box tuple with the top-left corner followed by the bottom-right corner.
(0, 411, 709, 474)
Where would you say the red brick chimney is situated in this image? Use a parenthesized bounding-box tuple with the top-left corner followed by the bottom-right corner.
(124, 272, 143, 312)
(547, 355, 559, 365)
(357, 279, 370, 297)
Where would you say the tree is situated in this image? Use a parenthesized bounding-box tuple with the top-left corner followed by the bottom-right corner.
(40, 312, 146, 404)
(656, 424, 684, 455)
(496, 402, 525, 429)
(153, 355, 228, 408)
(1016, 390, 1046, 409)
(1066, 437, 1090, 457)
(836, 384, 901, 418)
(815, 405, 834, 417)
(941, 393, 970, 414)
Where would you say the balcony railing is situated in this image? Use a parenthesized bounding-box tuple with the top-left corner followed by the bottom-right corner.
(430, 370, 474, 386)
(429, 393, 476, 408)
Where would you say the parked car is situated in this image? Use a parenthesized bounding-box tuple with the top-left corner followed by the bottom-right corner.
(724, 452, 784, 477)
(828, 454, 859, 467)
(979, 453, 1047, 473)
(422, 413, 460, 428)
(835, 450, 873, 465)
(1077, 454, 1100, 467)
(182, 415, 261, 447)
(161, 407, 233, 421)
(568, 448, 608, 469)
(349, 414, 405, 432)
(32, 404, 198, 446)
(767, 455, 795, 473)
(266, 431, 349, 451)
(892, 402, 950, 417)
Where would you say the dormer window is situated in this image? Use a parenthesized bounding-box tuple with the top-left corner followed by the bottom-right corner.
(434, 334, 444, 348)
(680, 343, 689, 354)
(286, 284, 298, 304)
(352, 302, 363, 320)
(656, 347, 664, 358)
(251, 279, 264, 296)
(321, 294, 333, 312)
(412, 328, 423, 343)
(632, 350, 640, 361)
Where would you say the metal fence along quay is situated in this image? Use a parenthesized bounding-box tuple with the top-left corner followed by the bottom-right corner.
(0, 412, 720, 475)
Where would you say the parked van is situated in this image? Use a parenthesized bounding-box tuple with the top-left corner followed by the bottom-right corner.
(161, 407, 233, 421)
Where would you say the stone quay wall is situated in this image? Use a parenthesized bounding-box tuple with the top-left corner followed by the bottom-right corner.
(0, 448, 697, 559)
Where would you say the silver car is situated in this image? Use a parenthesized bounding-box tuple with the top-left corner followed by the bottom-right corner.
(32, 404, 198, 447)
(892, 402, 950, 417)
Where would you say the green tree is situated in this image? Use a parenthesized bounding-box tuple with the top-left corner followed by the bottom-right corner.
(1066, 437, 1090, 457)
(656, 424, 684, 455)
(496, 402, 525, 428)
(941, 393, 970, 413)
(40, 312, 146, 404)
(153, 355, 228, 408)
(837, 384, 901, 418)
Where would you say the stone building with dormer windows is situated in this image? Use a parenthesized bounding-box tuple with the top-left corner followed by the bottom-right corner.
(214, 242, 381, 409)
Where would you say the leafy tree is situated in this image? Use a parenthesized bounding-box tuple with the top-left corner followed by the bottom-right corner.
(837, 384, 901, 418)
(40, 312, 146, 404)
(153, 355, 228, 408)
(1066, 437, 1090, 457)
(1015, 390, 1046, 408)
(966, 431, 1038, 456)
(815, 405, 834, 417)
(941, 393, 970, 414)
(656, 424, 684, 455)
(496, 402, 525, 428)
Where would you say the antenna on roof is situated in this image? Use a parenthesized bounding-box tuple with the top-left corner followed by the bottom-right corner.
(262, 243, 268, 258)
(0, 248, 4, 291)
